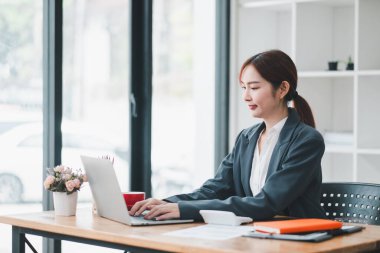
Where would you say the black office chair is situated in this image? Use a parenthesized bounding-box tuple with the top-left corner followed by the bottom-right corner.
(321, 182, 380, 225)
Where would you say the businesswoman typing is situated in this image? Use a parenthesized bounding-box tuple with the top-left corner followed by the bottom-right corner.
(130, 49, 326, 221)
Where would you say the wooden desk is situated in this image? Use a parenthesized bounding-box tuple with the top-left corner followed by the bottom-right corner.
(1, 209, 380, 253)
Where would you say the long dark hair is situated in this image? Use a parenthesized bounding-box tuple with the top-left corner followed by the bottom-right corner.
(239, 49, 315, 128)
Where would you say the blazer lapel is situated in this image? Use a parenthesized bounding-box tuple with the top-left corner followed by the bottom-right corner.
(265, 108, 301, 181)
(241, 122, 265, 196)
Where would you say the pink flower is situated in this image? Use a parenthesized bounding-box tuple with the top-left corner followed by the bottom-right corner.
(45, 166, 87, 193)
(73, 178, 81, 188)
(54, 165, 64, 173)
(65, 180, 76, 192)
(64, 167, 72, 174)
(63, 173, 72, 180)
(44, 175, 55, 189)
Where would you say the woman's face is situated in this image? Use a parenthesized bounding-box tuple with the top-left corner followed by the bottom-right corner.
(240, 65, 284, 119)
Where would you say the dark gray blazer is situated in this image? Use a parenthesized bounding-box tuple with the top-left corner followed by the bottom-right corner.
(165, 108, 326, 221)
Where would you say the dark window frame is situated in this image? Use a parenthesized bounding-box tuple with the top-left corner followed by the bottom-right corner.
(42, 0, 63, 252)
(129, 0, 153, 197)
(215, 0, 231, 170)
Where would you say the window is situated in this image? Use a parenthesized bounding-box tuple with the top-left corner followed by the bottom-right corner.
(62, 0, 129, 251)
(0, 0, 43, 251)
(62, 0, 129, 191)
(152, 0, 215, 198)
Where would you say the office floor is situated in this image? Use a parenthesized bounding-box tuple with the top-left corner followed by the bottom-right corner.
(0, 203, 120, 253)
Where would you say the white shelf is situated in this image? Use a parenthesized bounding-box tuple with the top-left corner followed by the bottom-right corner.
(299, 71, 355, 78)
(325, 148, 380, 155)
(357, 149, 380, 155)
(240, 0, 293, 8)
(299, 70, 380, 77)
(241, 0, 354, 8)
(233, 0, 380, 183)
(325, 144, 354, 154)
(357, 70, 380, 76)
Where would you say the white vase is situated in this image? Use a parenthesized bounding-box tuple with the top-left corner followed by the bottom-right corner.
(53, 191, 78, 216)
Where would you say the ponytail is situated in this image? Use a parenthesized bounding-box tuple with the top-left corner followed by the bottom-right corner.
(293, 94, 315, 128)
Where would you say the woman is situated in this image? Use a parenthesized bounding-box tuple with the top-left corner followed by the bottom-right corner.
(130, 49, 326, 221)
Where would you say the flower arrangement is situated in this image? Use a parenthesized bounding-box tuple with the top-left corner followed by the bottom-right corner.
(44, 165, 87, 194)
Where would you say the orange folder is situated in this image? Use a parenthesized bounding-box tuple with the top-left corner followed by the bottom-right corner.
(253, 219, 343, 234)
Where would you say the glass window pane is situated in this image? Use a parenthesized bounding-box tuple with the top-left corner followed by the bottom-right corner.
(0, 0, 43, 251)
(152, 0, 215, 198)
(62, 0, 129, 251)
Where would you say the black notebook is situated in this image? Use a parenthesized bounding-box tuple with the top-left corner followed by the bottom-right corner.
(243, 225, 364, 242)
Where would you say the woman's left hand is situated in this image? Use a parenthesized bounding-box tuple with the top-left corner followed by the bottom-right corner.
(144, 203, 180, 220)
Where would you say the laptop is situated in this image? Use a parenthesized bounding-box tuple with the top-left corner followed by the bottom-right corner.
(80, 155, 194, 226)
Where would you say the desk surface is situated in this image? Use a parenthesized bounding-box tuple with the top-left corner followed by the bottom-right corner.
(1, 209, 380, 253)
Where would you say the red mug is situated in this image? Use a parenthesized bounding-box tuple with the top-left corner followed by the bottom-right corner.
(123, 192, 145, 210)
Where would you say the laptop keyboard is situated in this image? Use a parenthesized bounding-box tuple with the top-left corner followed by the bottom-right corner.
(130, 210, 184, 223)
(131, 216, 163, 224)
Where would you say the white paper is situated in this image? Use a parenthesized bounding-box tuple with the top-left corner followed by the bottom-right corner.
(164, 224, 254, 240)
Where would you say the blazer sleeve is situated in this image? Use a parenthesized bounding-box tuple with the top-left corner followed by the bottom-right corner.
(164, 131, 244, 203)
(174, 133, 325, 221)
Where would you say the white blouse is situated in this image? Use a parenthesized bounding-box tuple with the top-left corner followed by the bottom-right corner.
(250, 117, 288, 196)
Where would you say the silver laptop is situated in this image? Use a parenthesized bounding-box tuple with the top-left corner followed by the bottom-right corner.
(80, 155, 194, 226)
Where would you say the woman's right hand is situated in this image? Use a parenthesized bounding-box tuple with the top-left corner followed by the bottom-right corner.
(129, 198, 167, 216)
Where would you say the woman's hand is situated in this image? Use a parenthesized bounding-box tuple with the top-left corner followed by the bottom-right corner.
(143, 203, 180, 221)
(129, 198, 167, 216)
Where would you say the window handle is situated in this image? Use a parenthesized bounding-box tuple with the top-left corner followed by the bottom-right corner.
(130, 93, 138, 118)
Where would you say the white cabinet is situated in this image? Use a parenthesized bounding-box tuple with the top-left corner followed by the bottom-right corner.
(231, 0, 380, 183)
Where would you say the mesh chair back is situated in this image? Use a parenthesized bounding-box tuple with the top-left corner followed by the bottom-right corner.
(321, 182, 380, 225)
